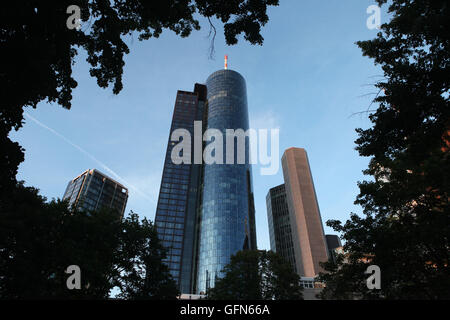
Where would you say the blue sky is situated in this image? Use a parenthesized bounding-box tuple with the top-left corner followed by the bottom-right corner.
(11, 0, 385, 250)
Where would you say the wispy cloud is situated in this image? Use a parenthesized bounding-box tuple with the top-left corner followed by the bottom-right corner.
(24, 112, 154, 202)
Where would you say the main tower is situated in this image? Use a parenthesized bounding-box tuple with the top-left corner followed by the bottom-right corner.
(196, 67, 257, 294)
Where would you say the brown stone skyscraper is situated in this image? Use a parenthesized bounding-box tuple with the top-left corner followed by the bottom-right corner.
(281, 147, 329, 277)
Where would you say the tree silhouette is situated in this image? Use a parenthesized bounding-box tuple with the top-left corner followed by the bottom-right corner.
(207, 250, 303, 300)
(319, 0, 449, 300)
(0, 0, 279, 194)
(0, 183, 177, 299)
(114, 213, 178, 300)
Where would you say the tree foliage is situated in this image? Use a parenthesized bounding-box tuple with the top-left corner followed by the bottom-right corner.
(207, 250, 303, 300)
(319, 0, 449, 300)
(0, 183, 177, 299)
(114, 213, 178, 300)
(0, 0, 279, 193)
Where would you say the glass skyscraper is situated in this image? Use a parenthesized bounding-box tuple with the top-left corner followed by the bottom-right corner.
(154, 68, 256, 294)
(196, 69, 256, 294)
(62, 169, 128, 218)
(154, 84, 207, 293)
(266, 184, 297, 273)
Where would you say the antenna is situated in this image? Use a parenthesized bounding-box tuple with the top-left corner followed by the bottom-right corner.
(224, 55, 228, 70)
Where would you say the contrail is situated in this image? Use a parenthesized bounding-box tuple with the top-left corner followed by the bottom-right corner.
(24, 112, 154, 202)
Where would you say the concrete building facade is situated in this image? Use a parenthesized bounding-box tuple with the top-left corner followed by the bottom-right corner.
(281, 147, 329, 278)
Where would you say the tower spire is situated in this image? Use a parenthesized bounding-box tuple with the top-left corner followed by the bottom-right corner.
(224, 55, 228, 70)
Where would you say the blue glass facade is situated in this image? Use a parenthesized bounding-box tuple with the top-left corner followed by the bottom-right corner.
(155, 70, 256, 294)
(196, 70, 257, 294)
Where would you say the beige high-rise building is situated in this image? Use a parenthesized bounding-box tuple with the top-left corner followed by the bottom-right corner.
(281, 147, 329, 277)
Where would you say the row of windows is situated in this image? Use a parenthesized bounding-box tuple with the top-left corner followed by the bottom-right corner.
(81, 196, 97, 207)
(160, 181, 188, 191)
(163, 172, 190, 181)
(164, 166, 190, 174)
(85, 188, 100, 198)
(172, 112, 195, 120)
(163, 163, 190, 172)
(101, 184, 116, 193)
(158, 197, 186, 205)
(155, 214, 185, 224)
(85, 183, 102, 194)
(160, 182, 189, 192)
(159, 190, 187, 199)
(300, 280, 315, 289)
(156, 210, 185, 218)
(158, 234, 183, 242)
(171, 112, 194, 122)
(175, 105, 196, 111)
(176, 98, 197, 104)
(161, 181, 188, 189)
(175, 103, 196, 109)
(175, 104, 196, 110)
(171, 118, 195, 125)
(163, 164, 190, 174)
(157, 205, 185, 212)
(88, 176, 103, 185)
(156, 222, 184, 229)
(156, 227, 184, 236)
(163, 174, 189, 182)
(170, 126, 194, 135)
(177, 91, 197, 98)
(160, 182, 189, 190)
(168, 248, 182, 256)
